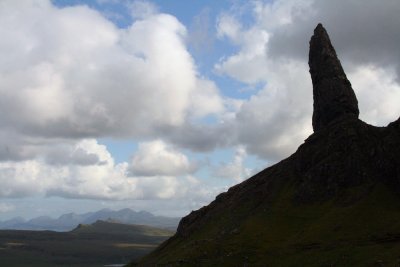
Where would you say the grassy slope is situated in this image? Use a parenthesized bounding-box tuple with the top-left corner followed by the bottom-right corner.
(0, 221, 173, 267)
(138, 179, 400, 266)
(135, 119, 400, 266)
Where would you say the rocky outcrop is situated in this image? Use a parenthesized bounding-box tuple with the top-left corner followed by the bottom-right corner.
(138, 24, 400, 266)
(309, 24, 359, 132)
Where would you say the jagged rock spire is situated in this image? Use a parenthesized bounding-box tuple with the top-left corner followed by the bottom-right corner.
(309, 23, 359, 132)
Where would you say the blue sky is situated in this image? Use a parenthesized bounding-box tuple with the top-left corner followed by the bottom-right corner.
(0, 0, 399, 220)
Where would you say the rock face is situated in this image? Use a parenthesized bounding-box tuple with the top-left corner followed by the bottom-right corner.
(309, 24, 359, 132)
(137, 24, 400, 267)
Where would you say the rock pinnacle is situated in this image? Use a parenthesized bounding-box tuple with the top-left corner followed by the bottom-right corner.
(309, 23, 359, 132)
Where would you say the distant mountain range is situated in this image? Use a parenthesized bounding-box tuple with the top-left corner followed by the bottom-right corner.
(0, 208, 180, 231)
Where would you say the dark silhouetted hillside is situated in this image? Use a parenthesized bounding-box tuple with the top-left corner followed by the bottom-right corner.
(136, 24, 400, 267)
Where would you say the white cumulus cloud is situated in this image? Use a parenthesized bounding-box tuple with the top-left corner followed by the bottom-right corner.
(129, 140, 197, 176)
(213, 147, 252, 182)
(0, 139, 202, 200)
(0, 0, 223, 143)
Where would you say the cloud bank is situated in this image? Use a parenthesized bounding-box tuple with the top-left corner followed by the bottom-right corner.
(0, 0, 221, 201)
(0, 0, 399, 203)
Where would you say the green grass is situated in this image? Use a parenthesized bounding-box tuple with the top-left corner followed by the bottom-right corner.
(138, 180, 400, 266)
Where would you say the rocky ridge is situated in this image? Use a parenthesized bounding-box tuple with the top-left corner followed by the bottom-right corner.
(137, 24, 400, 267)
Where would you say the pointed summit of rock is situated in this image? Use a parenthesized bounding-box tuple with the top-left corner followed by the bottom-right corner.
(137, 24, 400, 267)
(309, 23, 359, 132)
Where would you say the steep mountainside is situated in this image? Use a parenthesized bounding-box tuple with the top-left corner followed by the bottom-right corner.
(136, 24, 400, 266)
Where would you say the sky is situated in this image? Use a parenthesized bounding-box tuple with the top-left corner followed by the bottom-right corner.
(0, 0, 399, 220)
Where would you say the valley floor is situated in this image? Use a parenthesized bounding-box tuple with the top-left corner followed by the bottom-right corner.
(0, 220, 173, 267)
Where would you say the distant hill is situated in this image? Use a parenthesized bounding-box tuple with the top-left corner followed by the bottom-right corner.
(0, 220, 173, 267)
(72, 220, 173, 237)
(136, 24, 400, 266)
(0, 208, 180, 231)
